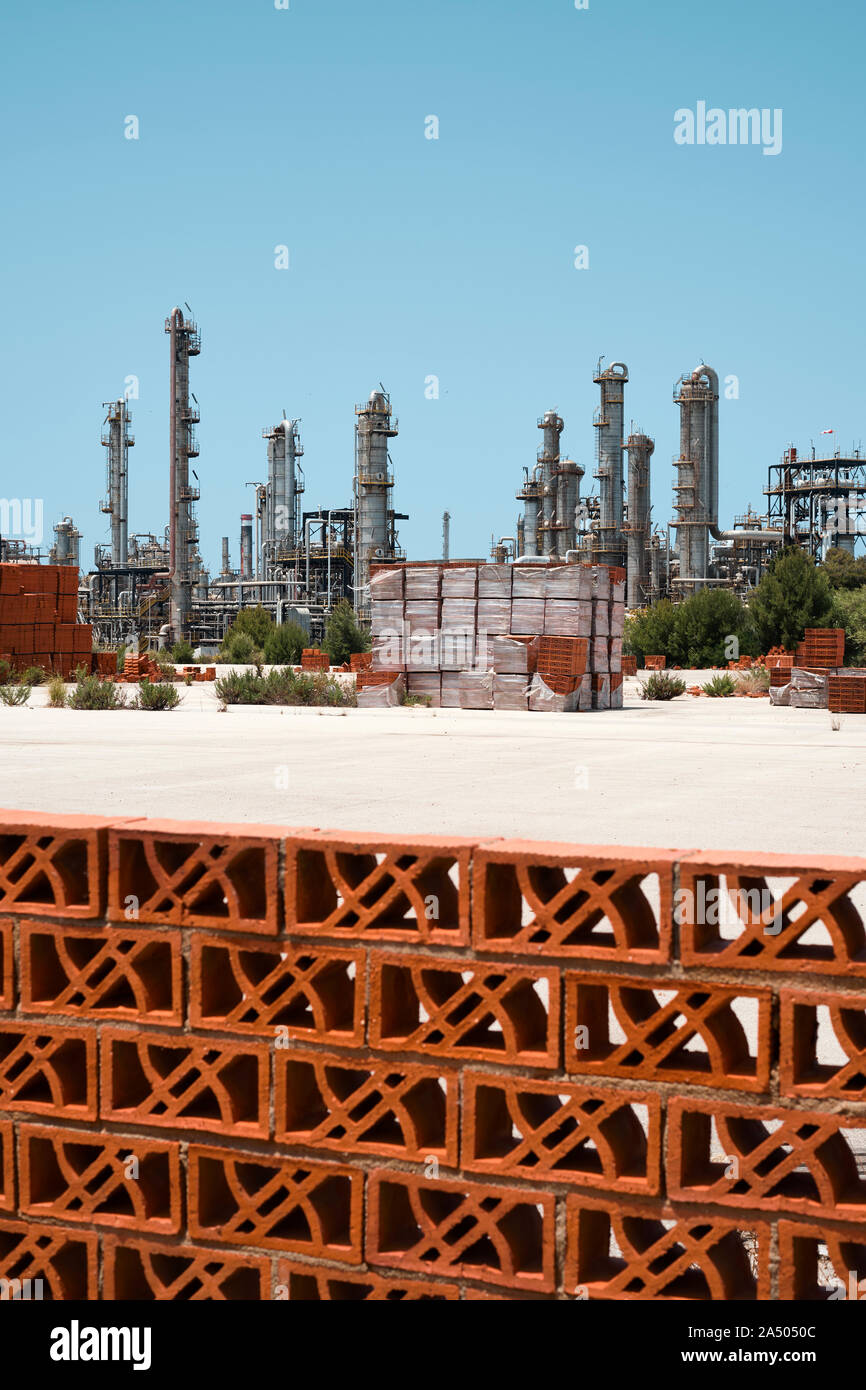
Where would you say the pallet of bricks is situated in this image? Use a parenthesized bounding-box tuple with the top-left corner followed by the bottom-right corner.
(362, 560, 625, 712)
(770, 629, 848, 709)
(0, 562, 91, 678)
(301, 648, 329, 672)
(1, 810, 865, 1300)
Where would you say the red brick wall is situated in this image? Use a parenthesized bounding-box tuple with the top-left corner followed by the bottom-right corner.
(1, 810, 864, 1299)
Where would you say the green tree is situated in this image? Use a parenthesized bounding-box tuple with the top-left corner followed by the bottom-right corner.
(623, 599, 678, 663)
(831, 587, 866, 666)
(264, 622, 308, 665)
(322, 600, 371, 666)
(219, 606, 274, 662)
(821, 548, 866, 591)
(747, 548, 833, 651)
(670, 588, 757, 667)
(170, 639, 195, 663)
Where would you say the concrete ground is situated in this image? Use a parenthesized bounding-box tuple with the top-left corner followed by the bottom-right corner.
(0, 669, 861, 855)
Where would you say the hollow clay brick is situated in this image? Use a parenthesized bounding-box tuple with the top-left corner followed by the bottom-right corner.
(0, 1215, 98, 1299)
(0, 810, 108, 919)
(778, 1218, 866, 1300)
(0, 1119, 12, 1211)
(668, 1096, 866, 1221)
(780, 987, 866, 1099)
(565, 1192, 770, 1300)
(285, 831, 476, 944)
(103, 1234, 270, 1300)
(367, 1171, 556, 1292)
(0, 1020, 97, 1120)
(0, 917, 11, 1011)
(275, 1047, 458, 1164)
(564, 971, 772, 1092)
(20, 921, 183, 1025)
(19, 1122, 181, 1233)
(277, 1259, 460, 1301)
(463, 1071, 661, 1195)
(101, 1028, 270, 1139)
(190, 936, 364, 1044)
(108, 819, 283, 934)
(678, 851, 866, 975)
(188, 1143, 363, 1262)
(370, 951, 559, 1068)
(472, 841, 678, 962)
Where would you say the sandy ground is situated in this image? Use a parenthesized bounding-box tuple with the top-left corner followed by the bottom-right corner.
(0, 670, 861, 855)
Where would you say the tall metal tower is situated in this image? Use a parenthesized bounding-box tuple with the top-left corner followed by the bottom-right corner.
(593, 361, 628, 568)
(624, 432, 654, 607)
(537, 411, 564, 557)
(442, 510, 451, 561)
(263, 417, 304, 564)
(354, 388, 398, 620)
(165, 307, 201, 640)
(100, 400, 132, 568)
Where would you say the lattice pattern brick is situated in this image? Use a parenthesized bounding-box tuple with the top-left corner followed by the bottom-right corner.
(0, 813, 105, 919)
(19, 1123, 181, 1233)
(101, 1029, 269, 1139)
(370, 952, 559, 1067)
(565, 1193, 770, 1300)
(108, 821, 280, 933)
(367, 1172, 555, 1292)
(780, 987, 866, 1099)
(286, 832, 473, 943)
(668, 1097, 866, 1220)
(564, 972, 771, 1092)
(188, 1144, 363, 1262)
(0, 916, 12, 1010)
(190, 936, 364, 1044)
(473, 842, 676, 962)
(103, 1235, 270, 1300)
(0, 1119, 12, 1212)
(778, 1219, 866, 1300)
(0, 1021, 97, 1119)
(275, 1048, 458, 1163)
(0, 1215, 98, 1299)
(20, 922, 182, 1025)
(463, 1072, 661, 1194)
(277, 1260, 460, 1300)
(678, 853, 866, 975)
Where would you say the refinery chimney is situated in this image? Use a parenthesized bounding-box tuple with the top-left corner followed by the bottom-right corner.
(593, 361, 628, 568)
(354, 388, 398, 620)
(240, 515, 253, 579)
(624, 432, 654, 606)
(165, 307, 201, 640)
(101, 400, 132, 567)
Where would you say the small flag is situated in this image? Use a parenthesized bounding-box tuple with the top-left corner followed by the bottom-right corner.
(821, 428, 834, 435)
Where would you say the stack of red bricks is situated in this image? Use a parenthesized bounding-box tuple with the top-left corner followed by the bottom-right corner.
(773, 630, 851, 709)
(644, 654, 666, 671)
(301, 649, 330, 672)
(1, 810, 864, 1300)
(828, 673, 866, 713)
(795, 628, 845, 669)
(349, 652, 372, 673)
(367, 560, 625, 712)
(117, 653, 166, 684)
(0, 563, 90, 677)
(181, 666, 217, 683)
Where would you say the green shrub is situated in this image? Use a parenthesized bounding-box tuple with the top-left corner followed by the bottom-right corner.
(19, 665, 46, 686)
(0, 660, 13, 686)
(220, 632, 262, 665)
(170, 639, 195, 663)
(46, 676, 67, 708)
(639, 673, 686, 701)
(624, 600, 678, 664)
(263, 621, 308, 666)
(67, 674, 128, 710)
(116, 645, 127, 673)
(736, 667, 770, 694)
(220, 606, 274, 659)
(135, 681, 181, 711)
(702, 674, 738, 698)
(831, 587, 866, 666)
(214, 666, 355, 707)
(322, 600, 371, 666)
(0, 684, 31, 706)
(748, 547, 833, 651)
(402, 693, 432, 708)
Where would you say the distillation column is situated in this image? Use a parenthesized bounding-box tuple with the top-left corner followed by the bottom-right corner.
(354, 389, 398, 620)
(553, 458, 583, 557)
(165, 308, 201, 640)
(624, 432, 654, 606)
(672, 365, 718, 591)
(101, 400, 132, 568)
(593, 362, 628, 568)
(537, 411, 563, 557)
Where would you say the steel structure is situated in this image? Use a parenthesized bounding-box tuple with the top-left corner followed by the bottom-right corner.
(165, 307, 201, 641)
(100, 400, 132, 569)
(592, 361, 628, 568)
(353, 389, 400, 621)
(624, 432, 654, 607)
(765, 446, 866, 559)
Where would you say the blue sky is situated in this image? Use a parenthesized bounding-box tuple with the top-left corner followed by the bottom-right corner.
(1, 0, 864, 571)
